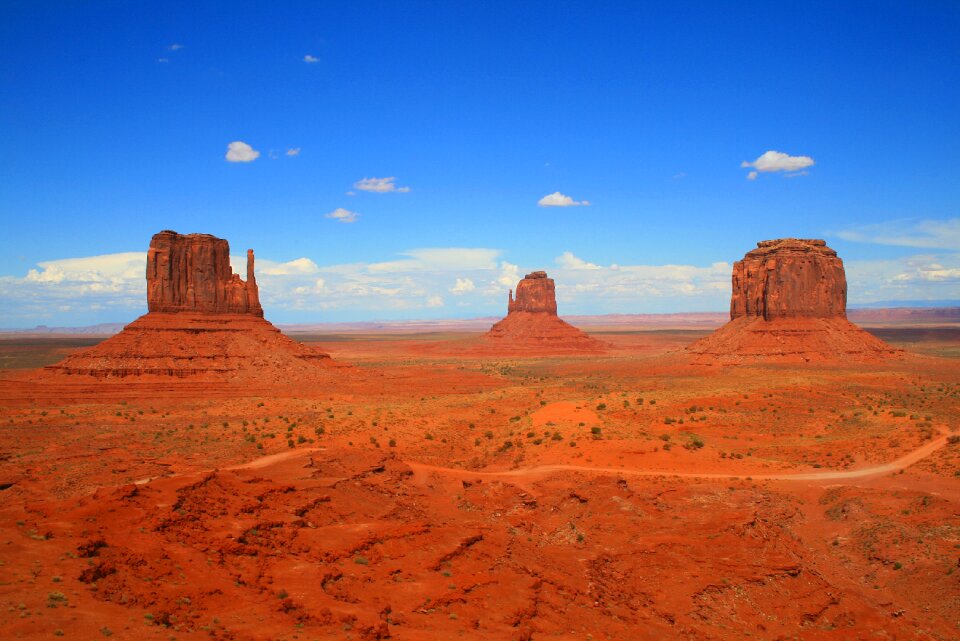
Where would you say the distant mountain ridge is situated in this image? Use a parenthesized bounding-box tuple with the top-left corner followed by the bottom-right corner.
(1, 323, 127, 336)
(3, 307, 957, 336)
(850, 300, 960, 308)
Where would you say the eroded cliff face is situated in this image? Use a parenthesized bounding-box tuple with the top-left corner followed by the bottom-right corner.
(508, 271, 559, 315)
(730, 239, 846, 321)
(146, 231, 262, 316)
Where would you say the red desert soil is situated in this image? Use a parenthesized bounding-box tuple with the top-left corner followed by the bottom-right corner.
(1, 329, 959, 640)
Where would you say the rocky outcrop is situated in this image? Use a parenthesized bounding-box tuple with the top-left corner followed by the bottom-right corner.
(730, 239, 846, 320)
(688, 239, 900, 363)
(485, 271, 606, 353)
(508, 271, 558, 315)
(147, 231, 262, 316)
(45, 230, 334, 380)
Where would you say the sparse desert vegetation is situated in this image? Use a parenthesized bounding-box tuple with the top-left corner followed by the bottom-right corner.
(0, 324, 958, 640)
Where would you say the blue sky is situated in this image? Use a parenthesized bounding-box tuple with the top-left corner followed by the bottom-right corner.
(1, 1, 958, 327)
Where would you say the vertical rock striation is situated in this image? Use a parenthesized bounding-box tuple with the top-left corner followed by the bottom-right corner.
(147, 231, 262, 316)
(508, 271, 558, 315)
(729, 239, 846, 320)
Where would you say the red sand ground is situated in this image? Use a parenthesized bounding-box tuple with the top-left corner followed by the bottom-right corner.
(1, 328, 958, 640)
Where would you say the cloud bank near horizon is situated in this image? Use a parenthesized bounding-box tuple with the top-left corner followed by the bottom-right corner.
(2, 240, 957, 327)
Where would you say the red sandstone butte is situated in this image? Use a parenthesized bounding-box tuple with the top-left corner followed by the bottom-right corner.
(730, 238, 846, 320)
(508, 270, 558, 314)
(44, 231, 332, 380)
(147, 230, 263, 316)
(485, 271, 606, 352)
(689, 238, 901, 363)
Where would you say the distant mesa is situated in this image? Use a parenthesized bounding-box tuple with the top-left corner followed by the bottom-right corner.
(688, 238, 901, 363)
(45, 231, 334, 380)
(484, 271, 606, 352)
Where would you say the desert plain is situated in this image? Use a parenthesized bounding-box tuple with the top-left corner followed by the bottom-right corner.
(0, 312, 958, 641)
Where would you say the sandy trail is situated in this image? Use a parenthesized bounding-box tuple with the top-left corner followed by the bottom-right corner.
(133, 446, 326, 484)
(225, 447, 325, 470)
(134, 432, 952, 487)
(406, 432, 953, 483)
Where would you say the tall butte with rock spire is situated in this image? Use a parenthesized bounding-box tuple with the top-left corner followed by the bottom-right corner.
(484, 271, 606, 352)
(46, 231, 333, 380)
(688, 238, 900, 363)
(146, 230, 264, 316)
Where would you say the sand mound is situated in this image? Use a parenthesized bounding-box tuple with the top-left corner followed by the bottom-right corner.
(484, 311, 607, 353)
(687, 316, 903, 363)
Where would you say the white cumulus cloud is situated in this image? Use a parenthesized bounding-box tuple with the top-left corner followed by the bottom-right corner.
(556, 251, 601, 270)
(741, 150, 814, 179)
(496, 261, 520, 288)
(450, 278, 476, 294)
(538, 192, 589, 207)
(303, 54, 319, 63)
(285, 147, 301, 157)
(257, 257, 320, 276)
(845, 252, 960, 302)
(225, 141, 260, 163)
(354, 177, 411, 193)
(8, 241, 959, 327)
(326, 208, 359, 223)
(23, 253, 146, 285)
(169, 43, 184, 51)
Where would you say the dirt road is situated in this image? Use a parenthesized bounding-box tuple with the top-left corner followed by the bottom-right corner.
(135, 432, 952, 487)
(406, 432, 953, 483)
